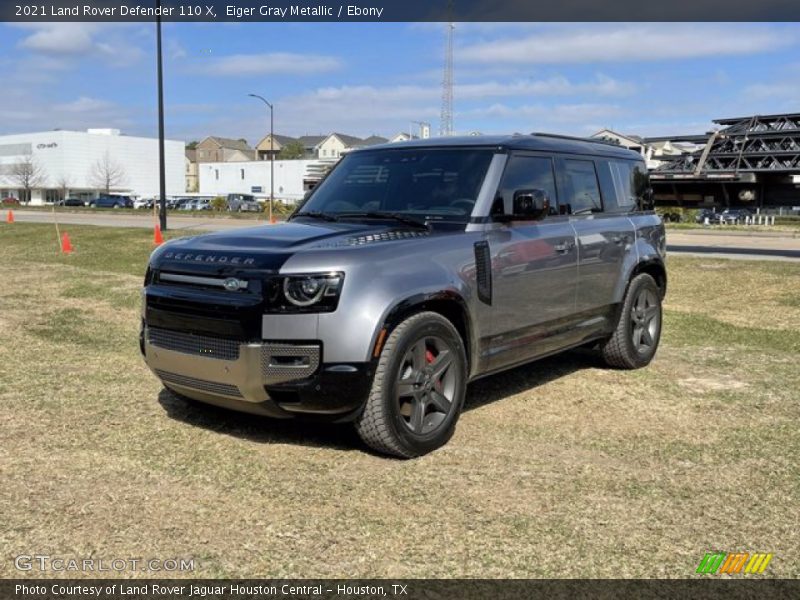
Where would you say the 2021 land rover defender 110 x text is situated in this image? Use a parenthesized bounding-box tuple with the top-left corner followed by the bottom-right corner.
(141, 134, 666, 457)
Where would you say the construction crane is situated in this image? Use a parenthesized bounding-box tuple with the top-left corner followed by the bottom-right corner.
(439, 19, 455, 137)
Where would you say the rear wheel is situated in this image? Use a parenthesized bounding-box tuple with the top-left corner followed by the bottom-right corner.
(600, 273, 662, 369)
(355, 312, 467, 458)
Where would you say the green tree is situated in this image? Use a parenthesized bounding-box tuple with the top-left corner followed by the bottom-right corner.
(210, 196, 227, 212)
(277, 141, 306, 160)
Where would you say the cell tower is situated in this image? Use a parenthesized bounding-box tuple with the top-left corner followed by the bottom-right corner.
(439, 20, 455, 137)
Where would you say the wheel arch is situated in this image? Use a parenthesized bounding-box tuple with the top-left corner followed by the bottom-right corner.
(378, 291, 473, 374)
(630, 258, 667, 299)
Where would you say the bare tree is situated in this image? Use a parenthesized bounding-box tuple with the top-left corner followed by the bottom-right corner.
(56, 174, 71, 202)
(89, 152, 126, 195)
(10, 153, 47, 204)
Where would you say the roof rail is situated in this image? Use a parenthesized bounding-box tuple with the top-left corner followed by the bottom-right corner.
(530, 132, 621, 147)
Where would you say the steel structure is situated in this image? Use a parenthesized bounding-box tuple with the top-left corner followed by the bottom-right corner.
(652, 113, 800, 177)
(439, 20, 455, 137)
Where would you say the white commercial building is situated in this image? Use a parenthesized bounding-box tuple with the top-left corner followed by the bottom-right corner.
(198, 159, 326, 202)
(0, 129, 184, 204)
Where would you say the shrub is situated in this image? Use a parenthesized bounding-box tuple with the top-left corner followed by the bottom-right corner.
(210, 196, 227, 212)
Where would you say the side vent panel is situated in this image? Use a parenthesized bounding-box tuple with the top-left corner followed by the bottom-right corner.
(474, 241, 492, 305)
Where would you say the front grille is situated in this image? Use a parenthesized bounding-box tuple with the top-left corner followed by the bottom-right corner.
(261, 344, 321, 384)
(147, 327, 239, 360)
(155, 369, 243, 398)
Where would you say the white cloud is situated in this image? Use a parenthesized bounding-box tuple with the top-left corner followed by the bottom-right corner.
(199, 52, 342, 76)
(460, 24, 795, 64)
(17, 23, 97, 55)
(54, 97, 114, 113)
(14, 23, 144, 67)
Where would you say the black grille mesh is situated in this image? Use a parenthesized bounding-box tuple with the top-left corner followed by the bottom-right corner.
(147, 327, 239, 361)
(155, 370, 243, 398)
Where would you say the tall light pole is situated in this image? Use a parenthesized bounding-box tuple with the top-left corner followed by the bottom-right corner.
(156, 0, 167, 231)
(248, 93, 274, 222)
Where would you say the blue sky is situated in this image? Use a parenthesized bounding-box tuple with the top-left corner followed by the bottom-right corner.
(1, 22, 799, 143)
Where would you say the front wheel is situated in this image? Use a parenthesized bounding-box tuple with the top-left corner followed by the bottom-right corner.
(600, 273, 662, 369)
(355, 312, 467, 458)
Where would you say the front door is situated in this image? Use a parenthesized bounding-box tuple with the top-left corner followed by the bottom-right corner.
(479, 153, 578, 372)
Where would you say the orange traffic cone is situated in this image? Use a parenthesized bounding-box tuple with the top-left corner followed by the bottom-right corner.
(154, 224, 164, 245)
(6, 210, 14, 223)
(60, 232, 73, 254)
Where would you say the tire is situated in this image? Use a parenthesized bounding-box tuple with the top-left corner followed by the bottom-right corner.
(355, 311, 468, 458)
(600, 273, 662, 369)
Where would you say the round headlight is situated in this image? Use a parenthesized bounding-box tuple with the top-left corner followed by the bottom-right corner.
(283, 276, 326, 307)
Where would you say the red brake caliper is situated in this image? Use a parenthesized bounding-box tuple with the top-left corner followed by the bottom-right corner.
(425, 349, 441, 390)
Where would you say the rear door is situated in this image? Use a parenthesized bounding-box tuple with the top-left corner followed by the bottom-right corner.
(482, 152, 578, 371)
(557, 156, 636, 315)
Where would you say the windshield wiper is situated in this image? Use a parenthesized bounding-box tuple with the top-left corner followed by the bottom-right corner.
(338, 212, 429, 230)
(293, 210, 339, 222)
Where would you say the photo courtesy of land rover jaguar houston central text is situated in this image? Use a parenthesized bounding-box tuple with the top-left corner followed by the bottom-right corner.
(141, 134, 666, 457)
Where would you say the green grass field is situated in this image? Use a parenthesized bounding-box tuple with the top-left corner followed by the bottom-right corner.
(1, 222, 798, 578)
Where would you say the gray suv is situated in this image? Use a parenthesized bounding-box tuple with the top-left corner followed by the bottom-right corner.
(141, 134, 666, 457)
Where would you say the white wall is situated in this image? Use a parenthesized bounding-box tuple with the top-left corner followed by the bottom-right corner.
(198, 159, 317, 201)
(0, 130, 184, 204)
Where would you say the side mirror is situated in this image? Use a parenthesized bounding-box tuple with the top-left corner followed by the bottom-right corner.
(641, 187, 655, 210)
(511, 189, 549, 220)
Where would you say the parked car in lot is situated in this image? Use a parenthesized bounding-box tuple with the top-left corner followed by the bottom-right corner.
(695, 208, 718, 224)
(2, 197, 21, 206)
(55, 198, 86, 207)
(133, 198, 154, 209)
(227, 193, 261, 212)
(141, 134, 666, 457)
(719, 208, 754, 224)
(90, 195, 133, 209)
(165, 198, 185, 210)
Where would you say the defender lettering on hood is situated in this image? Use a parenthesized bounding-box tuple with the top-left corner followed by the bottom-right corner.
(162, 252, 255, 265)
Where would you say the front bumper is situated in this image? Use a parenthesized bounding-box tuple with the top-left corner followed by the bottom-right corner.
(142, 325, 370, 420)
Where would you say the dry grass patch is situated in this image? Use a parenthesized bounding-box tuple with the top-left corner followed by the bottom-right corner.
(0, 224, 798, 578)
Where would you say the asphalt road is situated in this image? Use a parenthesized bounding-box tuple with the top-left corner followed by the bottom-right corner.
(8, 210, 262, 231)
(7, 210, 800, 259)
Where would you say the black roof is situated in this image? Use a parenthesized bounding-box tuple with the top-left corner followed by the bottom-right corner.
(353, 133, 642, 160)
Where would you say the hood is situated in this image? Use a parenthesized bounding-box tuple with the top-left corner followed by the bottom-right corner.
(149, 220, 437, 273)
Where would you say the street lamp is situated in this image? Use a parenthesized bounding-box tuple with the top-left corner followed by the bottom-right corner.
(156, 0, 167, 231)
(248, 93, 274, 222)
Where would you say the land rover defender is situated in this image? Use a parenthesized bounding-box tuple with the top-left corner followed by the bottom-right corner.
(141, 134, 666, 457)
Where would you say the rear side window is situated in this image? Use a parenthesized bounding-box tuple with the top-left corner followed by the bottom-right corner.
(606, 160, 649, 212)
(561, 159, 602, 214)
(495, 155, 559, 216)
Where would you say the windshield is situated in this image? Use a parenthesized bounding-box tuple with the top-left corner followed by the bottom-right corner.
(297, 148, 494, 222)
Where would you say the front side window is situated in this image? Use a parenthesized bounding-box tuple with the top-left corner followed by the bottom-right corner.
(298, 148, 495, 222)
(494, 155, 559, 216)
(562, 159, 602, 215)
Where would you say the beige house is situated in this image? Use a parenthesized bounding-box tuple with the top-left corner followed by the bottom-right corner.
(255, 134, 299, 160)
(195, 136, 254, 163)
(317, 133, 388, 159)
(390, 132, 417, 143)
(591, 129, 645, 154)
(185, 148, 198, 192)
(591, 129, 688, 169)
